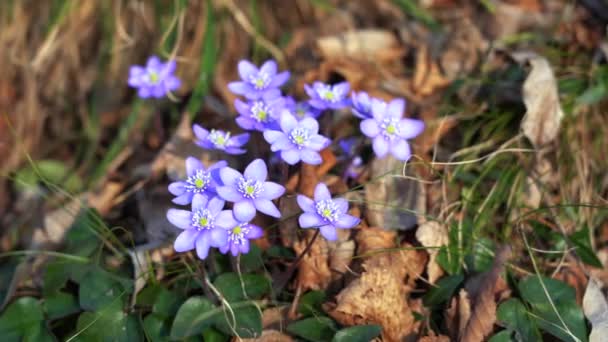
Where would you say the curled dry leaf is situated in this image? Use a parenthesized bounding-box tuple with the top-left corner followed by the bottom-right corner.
(445, 289, 471, 341)
(583, 278, 608, 342)
(461, 245, 512, 342)
(515, 53, 564, 146)
(416, 221, 449, 284)
(412, 45, 450, 97)
(316, 29, 404, 62)
(293, 230, 332, 291)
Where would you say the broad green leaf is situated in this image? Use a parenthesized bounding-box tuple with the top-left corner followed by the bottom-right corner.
(332, 325, 382, 342)
(569, 227, 603, 268)
(43, 260, 72, 295)
(44, 291, 80, 320)
(14, 159, 83, 193)
(212, 303, 262, 338)
(143, 313, 169, 342)
(73, 301, 141, 342)
(202, 327, 229, 342)
(576, 83, 607, 105)
(0, 258, 19, 305)
(423, 274, 464, 306)
(79, 270, 126, 311)
(152, 288, 183, 319)
(213, 273, 270, 302)
(287, 317, 336, 342)
(238, 244, 264, 273)
(518, 276, 587, 342)
(488, 330, 514, 342)
(136, 284, 163, 308)
(170, 296, 215, 339)
(298, 290, 326, 317)
(0, 297, 44, 339)
(23, 323, 55, 342)
(497, 298, 540, 341)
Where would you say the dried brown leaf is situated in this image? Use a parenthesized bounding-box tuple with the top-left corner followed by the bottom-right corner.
(416, 221, 449, 283)
(419, 335, 450, 342)
(445, 289, 471, 341)
(293, 230, 331, 291)
(583, 278, 608, 342)
(412, 45, 450, 96)
(242, 329, 294, 342)
(316, 29, 403, 61)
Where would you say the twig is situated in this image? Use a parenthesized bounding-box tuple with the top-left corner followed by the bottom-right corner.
(272, 229, 320, 294)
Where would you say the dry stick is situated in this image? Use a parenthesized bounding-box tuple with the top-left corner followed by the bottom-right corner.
(272, 228, 321, 295)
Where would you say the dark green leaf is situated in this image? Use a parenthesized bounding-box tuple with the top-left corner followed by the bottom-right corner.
(569, 227, 603, 268)
(0, 258, 19, 305)
(73, 301, 141, 342)
(576, 83, 607, 105)
(466, 238, 495, 273)
(0, 297, 44, 339)
(143, 313, 169, 342)
(78, 270, 126, 311)
(518, 276, 587, 342)
(423, 274, 464, 306)
(202, 327, 229, 342)
(170, 296, 215, 339)
(286, 317, 336, 342)
(136, 284, 163, 308)
(332, 325, 381, 342)
(496, 298, 540, 341)
(298, 290, 326, 317)
(152, 288, 183, 319)
(212, 303, 262, 338)
(14, 159, 83, 193)
(213, 273, 270, 302)
(44, 291, 80, 320)
(238, 244, 264, 273)
(23, 323, 55, 342)
(488, 330, 514, 342)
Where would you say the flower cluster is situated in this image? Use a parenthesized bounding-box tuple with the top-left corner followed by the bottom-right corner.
(137, 57, 425, 259)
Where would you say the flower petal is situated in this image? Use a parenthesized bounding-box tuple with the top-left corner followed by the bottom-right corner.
(168, 181, 186, 196)
(172, 192, 194, 205)
(209, 228, 228, 247)
(300, 149, 322, 165)
(263, 130, 285, 144)
(370, 99, 387, 121)
(237, 240, 250, 255)
(214, 210, 238, 230)
(220, 167, 243, 187)
(166, 209, 191, 229)
(146, 56, 162, 69)
(238, 60, 258, 79)
(335, 214, 360, 229)
(298, 213, 325, 228)
(260, 182, 285, 200)
(260, 60, 277, 76)
(246, 225, 264, 239)
(227, 81, 252, 96)
(297, 195, 316, 212)
(307, 135, 329, 151)
(390, 139, 412, 161)
(299, 117, 319, 134)
(320, 225, 338, 241)
(281, 149, 301, 165)
(230, 133, 250, 146)
(333, 198, 349, 213)
(195, 232, 211, 259)
(280, 112, 298, 133)
(360, 119, 380, 138)
(387, 98, 405, 118)
(207, 197, 226, 215)
(217, 186, 243, 202)
(270, 136, 292, 152)
(191, 194, 208, 211)
(174, 230, 198, 252)
(268, 71, 290, 88)
(185, 157, 204, 177)
(398, 118, 425, 139)
(314, 183, 332, 202)
(254, 199, 281, 218)
(234, 200, 257, 222)
(372, 137, 389, 158)
(244, 159, 268, 181)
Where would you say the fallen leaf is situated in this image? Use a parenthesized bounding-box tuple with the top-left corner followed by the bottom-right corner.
(412, 45, 450, 96)
(317, 29, 404, 62)
(445, 289, 471, 341)
(515, 53, 564, 146)
(583, 278, 608, 342)
(293, 230, 332, 291)
(461, 245, 512, 342)
(242, 329, 294, 342)
(419, 335, 450, 342)
(416, 221, 449, 283)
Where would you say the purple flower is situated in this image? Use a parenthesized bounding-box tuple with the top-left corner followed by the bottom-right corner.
(166, 195, 234, 260)
(285, 97, 322, 120)
(351, 91, 377, 119)
(234, 97, 285, 132)
(168, 157, 227, 205)
(228, 60, 290, 100)
(360, 98, 424, 161)
(217, 212, 264, 256)
(338, 137, 359, 158)
(263, 112, 330, 165)
(217, 159, 285, 222)
(297, 183, 360, 241)
(344, 156, 363, 180)
(305, 81, 350, 110)
(193, 124, 249, 155)
(128, 56, 180, 99)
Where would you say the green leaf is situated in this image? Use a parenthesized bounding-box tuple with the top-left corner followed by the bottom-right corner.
(213, 273, 270, 302)
(423, 274, 464, 306)
(576, 83, 607, 105)
(14, 159, 83, 193)
(170, 296, 216, 339)
(152, 288, 183, 319)
(73, 301, 141, 342)
(488, 330, 514, 342)
(44, 291, 80, 320)
(136, 284, 163, 308)
(0, 258, 19, 305)
(238, 244, 264, 273)
(212, 303, 262, 338)
(569, 227, 603, 268)
(332, 325, 382, 342)
(202, 327, 229, 342)
(143, 313, 169, 342)
(23, 323, 55, 342)
(287, 317, 336, 342)
(466, 238, 495, 273)
(298, 290, 326, 317)
(0, 297, 44, 339)
(79, 270, 128, 311)
(497, 298, 540, 341)
(518, 276, 587, 342)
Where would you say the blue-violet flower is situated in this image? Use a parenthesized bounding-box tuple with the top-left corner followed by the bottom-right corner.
(168, 157, 226, 205)
(360, 98, 424, 161)
(351, 91, 378, 119)
(217, 211, 264, 256)
(217, 159, 285, 222)
(228, 59, 289, 100)
(166, 195, 234, 260)
(193, 124, 249, 155)
(234, 96, 285, 132)
(128, 56, 180, 99)
(297, 183, 360, 241)
(305, 81, 350, 110)
(285, 97, 322, 120)
(263, 111, 330, 165)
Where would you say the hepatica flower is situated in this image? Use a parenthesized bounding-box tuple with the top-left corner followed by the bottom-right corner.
(305, 81, 350, 110)
(128, 56, 180, 99)
(297, 183, 360, 241)
(193, 124, 249, 155)
(168, 157, 226, 205)
(360, 98, 424, 161)
(285, 97, 321, 120)
(228, 59, 290, 100)
(234, 97, 285, 131)
(217, 159, 285, 221)
(263, 111, 330, 165)
(351, 91, 377, 119)
(217, 211, 264, 256)
(167, 195, 234, 260)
